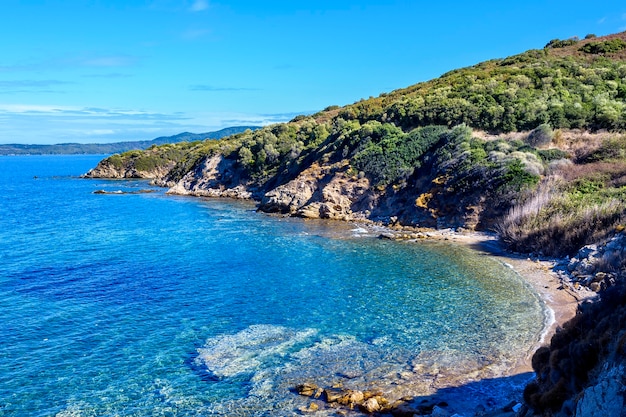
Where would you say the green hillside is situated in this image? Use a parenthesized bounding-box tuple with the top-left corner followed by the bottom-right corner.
(92, 32, 626, 256)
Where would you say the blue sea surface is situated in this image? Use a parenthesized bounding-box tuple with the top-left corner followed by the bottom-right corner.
(0, 155, 544, 416)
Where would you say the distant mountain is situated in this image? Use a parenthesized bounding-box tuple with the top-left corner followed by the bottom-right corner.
(0, 126, 260, 155)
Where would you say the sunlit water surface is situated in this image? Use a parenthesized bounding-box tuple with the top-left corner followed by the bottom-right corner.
(0, 155, 544, 416)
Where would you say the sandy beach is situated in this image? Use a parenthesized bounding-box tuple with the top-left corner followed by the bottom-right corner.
(396, 228, 589, 415)
(432, 230, 587, 369)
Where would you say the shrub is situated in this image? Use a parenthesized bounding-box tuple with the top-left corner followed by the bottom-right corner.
(526, 124, 554, 147)
(106, 154, 124, 168)
(350, 124, 447, 185)
(580, 136, 626, 162)
(537, 148, 569, 162)
(545, 38, 579, 49)
(579, 39, 626, 54)
(525, 281, 626, 415)
(496, 177, 626, 256)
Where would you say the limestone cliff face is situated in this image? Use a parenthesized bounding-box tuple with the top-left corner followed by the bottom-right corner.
(575, 363, 625, 417)
(166, 154, 253, 199)
(259, 162, 372, 221)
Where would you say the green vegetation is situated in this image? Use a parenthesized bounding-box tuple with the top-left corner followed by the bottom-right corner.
(350, 122, 442, 185)
(96, 32, 626, 253)
(525, 123, 554, 147)
(545, 38, 579, 49)
(331, 43, 626, 133)
(580, 38, 626, 54)
(497, 134, 626, 256)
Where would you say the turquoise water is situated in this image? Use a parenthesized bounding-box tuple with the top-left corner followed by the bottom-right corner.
(0, 155, 544, 416)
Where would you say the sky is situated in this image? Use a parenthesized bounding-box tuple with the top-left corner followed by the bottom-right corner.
(1, 1, 626, 144)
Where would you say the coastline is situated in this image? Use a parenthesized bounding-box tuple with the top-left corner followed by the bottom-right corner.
(369, 226, 587, 415)
(277, 216, 589, 415)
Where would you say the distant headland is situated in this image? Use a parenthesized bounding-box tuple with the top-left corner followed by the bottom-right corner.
(0, 126, 260, 155)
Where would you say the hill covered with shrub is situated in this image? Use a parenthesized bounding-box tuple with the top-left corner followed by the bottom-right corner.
(87, 31, 626, 256)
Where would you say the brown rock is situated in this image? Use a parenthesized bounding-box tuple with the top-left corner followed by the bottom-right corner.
(360, 397, 381, 413)
(296, 382, 319, 397)
(298, 402, 320, 413)
(338, 390, 364, 406)
(594, 272, 607, 282)
(324, 388, 344, 403)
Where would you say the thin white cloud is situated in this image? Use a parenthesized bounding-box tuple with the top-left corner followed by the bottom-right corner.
(0, 104, 276, 144)
(598, 17, 606, 24)
(189, 0, 209, 12)
(0, 54, 140, 73)
(82, 73, 133, 79)
(0, 104, 78, 113)
(0, 80, 71, 88)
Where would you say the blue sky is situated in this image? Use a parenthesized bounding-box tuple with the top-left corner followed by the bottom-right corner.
(1, 1, 625, 144)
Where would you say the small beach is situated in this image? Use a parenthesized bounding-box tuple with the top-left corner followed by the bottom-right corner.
(354, 226, 587, 416)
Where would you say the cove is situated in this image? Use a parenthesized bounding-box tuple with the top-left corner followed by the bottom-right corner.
(0, 155, 545, 416)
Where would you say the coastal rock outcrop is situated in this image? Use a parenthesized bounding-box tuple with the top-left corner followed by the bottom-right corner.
(82, 155, 175, 180)
(556, 232, 626, 292)
(575, 364, 625, 417)
(259, 162, 372, 220)
(167, 154, 253, 199)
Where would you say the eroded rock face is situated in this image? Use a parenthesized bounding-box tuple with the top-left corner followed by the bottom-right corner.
(167, 154, 253, 199)
(556, 233, 625, 292)
(575, 364, 625, 417)
(259, 163, 371, 220)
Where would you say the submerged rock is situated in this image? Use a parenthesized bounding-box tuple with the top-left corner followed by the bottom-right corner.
(93, 189, 157, 195)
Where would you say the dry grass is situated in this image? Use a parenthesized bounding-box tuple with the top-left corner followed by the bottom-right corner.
(547, 30, 626, 61)
(496, 177, 626, 256)
(557, 160, 626, 182)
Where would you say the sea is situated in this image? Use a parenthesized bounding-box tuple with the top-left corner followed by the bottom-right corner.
(0, 155, 545, 416)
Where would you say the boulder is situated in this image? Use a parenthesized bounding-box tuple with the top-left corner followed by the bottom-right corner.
(431, 405, 452, 417)
(360, 397, 380, 413)
(296, 382, 321, 397)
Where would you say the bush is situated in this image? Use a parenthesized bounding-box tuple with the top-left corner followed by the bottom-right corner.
(545, 38, 579, 49)
(580, 39, 626, 54)
(537, 148, 569, 162)
(526, 124, 554, 147)
(497, 177, 626, 256)
(580, 136, 626, 162)
(106, 154, 124, 168)
(525, 281, 626, 415)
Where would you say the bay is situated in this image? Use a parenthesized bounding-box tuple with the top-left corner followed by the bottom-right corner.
(0, 155, 544, 416)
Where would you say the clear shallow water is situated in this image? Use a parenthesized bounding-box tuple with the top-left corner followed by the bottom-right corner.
(0, 155, 544, 416)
